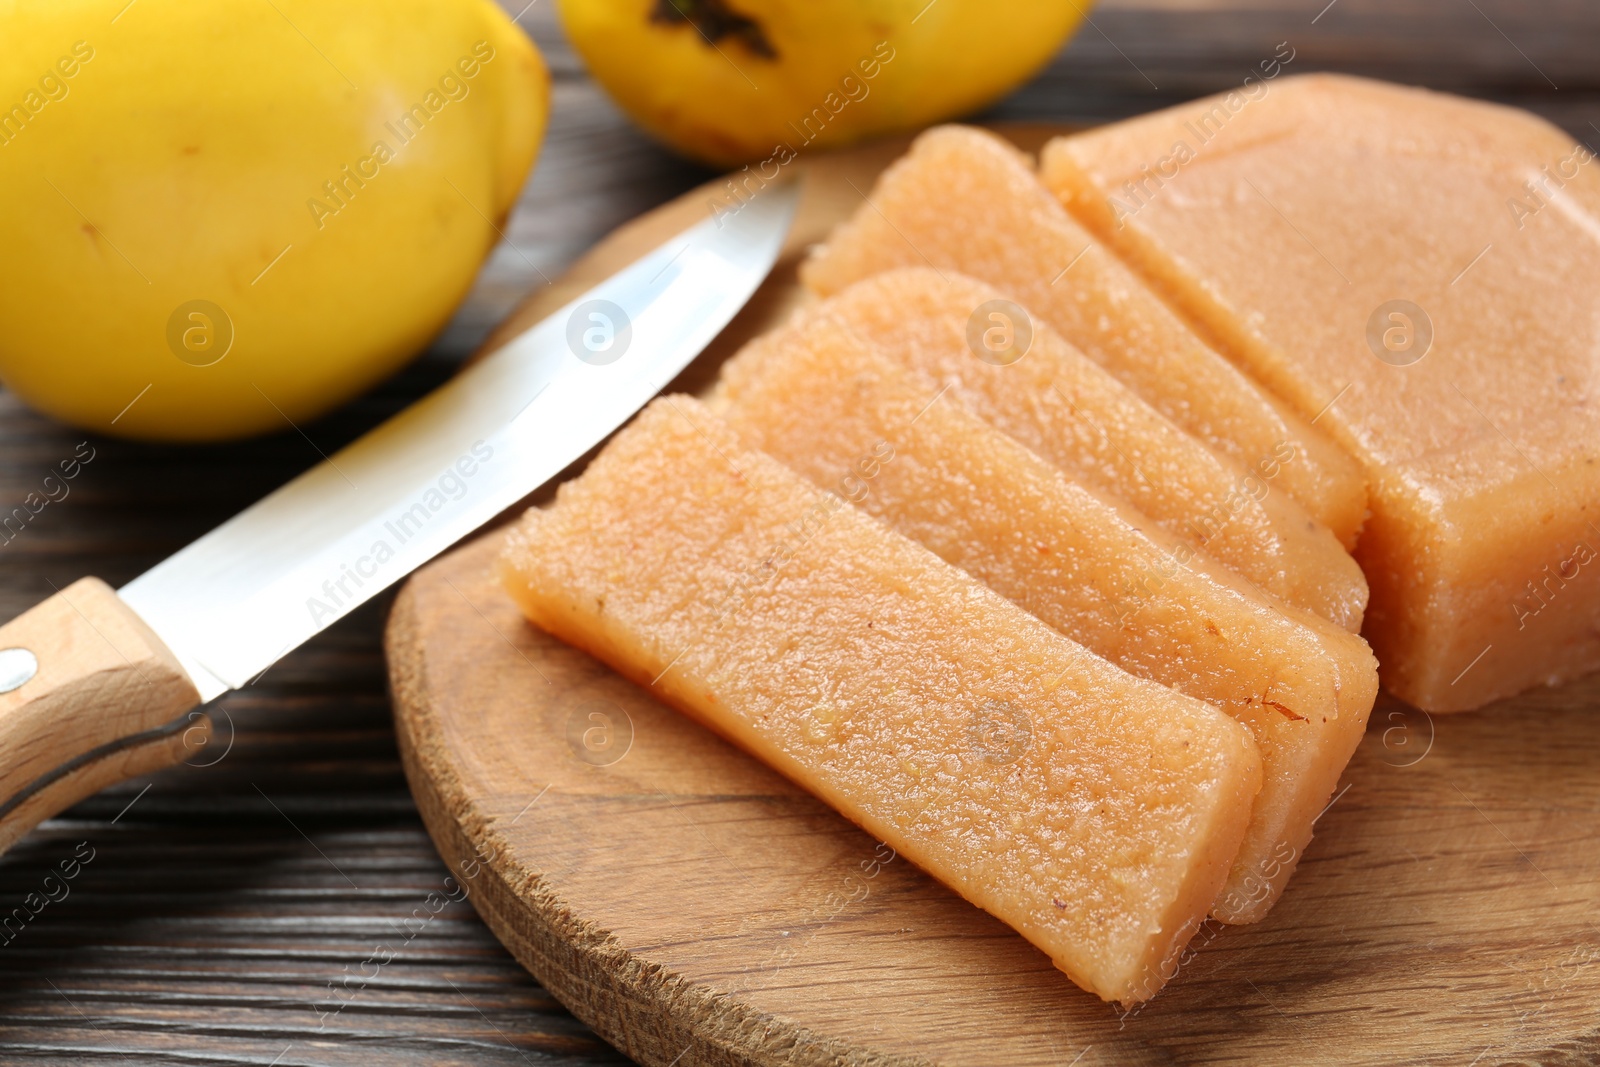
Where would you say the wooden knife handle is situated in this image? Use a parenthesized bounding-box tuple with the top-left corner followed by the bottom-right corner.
(0, 578, 204, 853)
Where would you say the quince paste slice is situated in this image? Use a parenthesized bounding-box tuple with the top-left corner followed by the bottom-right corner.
(805, 267, 1368, 632)
(499, 397, 1261, 1003)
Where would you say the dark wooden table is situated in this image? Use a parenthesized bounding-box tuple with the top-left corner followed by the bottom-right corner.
(1, 1, 1595, 1063)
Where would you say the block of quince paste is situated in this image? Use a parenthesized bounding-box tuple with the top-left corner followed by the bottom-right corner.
(798, 124, 1367, 550)
(498, 396, 1263, 1003)
(712, 315, 1378, 923)
(808, 268, 1367, 632)
(1039, 74, 1600, 712)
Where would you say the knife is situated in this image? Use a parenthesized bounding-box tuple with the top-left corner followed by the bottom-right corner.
(0, 181, 800, 852)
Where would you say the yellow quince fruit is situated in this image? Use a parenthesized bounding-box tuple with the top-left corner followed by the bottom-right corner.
(557, 0, 1089, 167)
(0, 0, 548, 441)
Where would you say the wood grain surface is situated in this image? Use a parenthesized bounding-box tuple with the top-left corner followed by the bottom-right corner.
(1, 1, 1597, 1063)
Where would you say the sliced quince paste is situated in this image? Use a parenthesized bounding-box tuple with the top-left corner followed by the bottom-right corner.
(711, 300, 1378, 924)
(1040, 74, 1600, 712)
(498, 396, 1262, 1003)
(799, 124, 1367, 550)
(805, 267, 1367, 632)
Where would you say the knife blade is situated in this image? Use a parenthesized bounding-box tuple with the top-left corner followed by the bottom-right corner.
(125, 181, 798, 702)
(0, 180, 798, 845)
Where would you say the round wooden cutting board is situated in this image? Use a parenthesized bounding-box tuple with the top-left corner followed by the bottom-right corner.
(386, 129, 1600, 1067)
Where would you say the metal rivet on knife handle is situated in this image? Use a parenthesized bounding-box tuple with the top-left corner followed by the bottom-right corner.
(0, 648, 37, 694)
